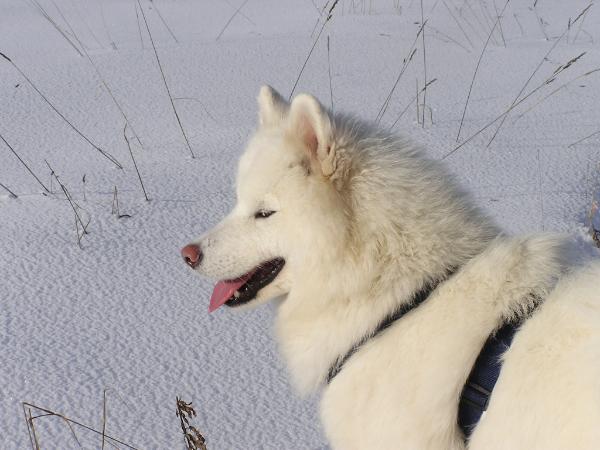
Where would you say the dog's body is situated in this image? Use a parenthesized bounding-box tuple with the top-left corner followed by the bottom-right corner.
(182, 86, 600, 449)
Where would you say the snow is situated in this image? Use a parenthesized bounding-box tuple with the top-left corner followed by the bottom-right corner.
(1, 0, 599, 448)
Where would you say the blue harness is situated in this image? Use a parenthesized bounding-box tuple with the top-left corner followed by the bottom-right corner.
(326, 277, 532, 441)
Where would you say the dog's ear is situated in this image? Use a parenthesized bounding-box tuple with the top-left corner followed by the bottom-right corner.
(287, 93, 335, 177)
(257, 85, 288, 127)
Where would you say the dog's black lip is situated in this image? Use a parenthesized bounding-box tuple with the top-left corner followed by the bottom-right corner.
(225, 258, 285, 308)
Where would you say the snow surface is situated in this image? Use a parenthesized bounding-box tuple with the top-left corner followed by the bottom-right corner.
(1, 0, 600, 448)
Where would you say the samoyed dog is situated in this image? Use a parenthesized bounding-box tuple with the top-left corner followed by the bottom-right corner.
(181, 86, 600, 450)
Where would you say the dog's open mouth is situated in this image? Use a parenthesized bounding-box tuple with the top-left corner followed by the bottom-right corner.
(209, 258, 285, 312)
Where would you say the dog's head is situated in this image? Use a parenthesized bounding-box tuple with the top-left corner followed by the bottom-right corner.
(181, 86, 348, 312)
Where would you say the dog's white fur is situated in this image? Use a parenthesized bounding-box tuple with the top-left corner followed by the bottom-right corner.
(187, 86, 600, 449)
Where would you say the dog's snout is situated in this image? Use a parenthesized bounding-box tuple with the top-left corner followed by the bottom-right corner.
(181, 244, 203, 269)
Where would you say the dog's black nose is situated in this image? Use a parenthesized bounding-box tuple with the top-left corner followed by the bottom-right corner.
(181, 244, 203, 268)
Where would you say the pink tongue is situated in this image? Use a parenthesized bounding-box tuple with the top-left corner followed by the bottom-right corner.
(209, 271, 256, 312)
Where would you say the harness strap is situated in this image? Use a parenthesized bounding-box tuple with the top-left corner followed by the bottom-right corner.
(325, 269, 542, 442)
(457, 320, 520, 439)
(326, 273, 452, 384)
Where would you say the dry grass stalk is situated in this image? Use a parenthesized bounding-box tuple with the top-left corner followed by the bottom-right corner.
(464, 0, 497, 44)
(443, 52, 588, 159)
(0, 52, 123, 169)
(443, 1, 475, 49)
(513, 12, 524, 36)
(123, 123, 150, 201)
(82, 174, 87, 202)
(492, 0, 506, 47)
(573, 3, 593, 44)
(416, 78, 420, 124)
(327, 35, 334, 114)
(149, 0, 179, 43)
(375, 20, 426, 123)
(112, 186, 119, 215)
(456, 0, 510, 142)
(136, 0, 196, 158)
(173, 97, 218, 124)
(46, 161, 91, 247)
(487, 4, 594, 147)
(216, 0, 250, 41)
(0, 131, 49, 192)
(28, 0, 83, 57)
(289, 0, 340, 99)
(428, 25, 472, 53)
(176, 397, 208, 450)
(134, 0, 145, 49)
(101, 389, 107, 450)
(569, 130, 600, 148)
(589, 194, 600, 247)
(47, 4, 145, 148)
(516, 67, 600, 120)
(22, 404, 41, 450)
(0, 181, 18, 198)
(532, 4, 549, 41)
(22, 402, 139, 450)
(389, 78, 437, 130)
(420, 0, 427, 127)
(111, 185, 132, 219)
(49, 0, 87, 51)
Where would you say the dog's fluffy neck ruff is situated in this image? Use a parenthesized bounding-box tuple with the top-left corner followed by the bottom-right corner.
(276, 116, 502, 394)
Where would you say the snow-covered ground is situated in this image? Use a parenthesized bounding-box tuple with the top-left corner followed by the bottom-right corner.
(1, 0, 599, 448)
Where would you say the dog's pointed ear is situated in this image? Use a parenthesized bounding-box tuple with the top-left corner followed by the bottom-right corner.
(257, 85, 288, 127)
(287, 93, 336, 177)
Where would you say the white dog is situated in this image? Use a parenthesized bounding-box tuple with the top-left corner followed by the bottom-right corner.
(181, 86, 600, 450)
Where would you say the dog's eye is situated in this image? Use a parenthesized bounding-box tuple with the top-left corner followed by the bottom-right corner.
(254, 210, 276, 219)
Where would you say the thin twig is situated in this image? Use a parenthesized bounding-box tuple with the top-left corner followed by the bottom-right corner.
(0, 52, 123, 169)
(136, 0, 195, 158)
(456, 0, 510, 142)
(289, 0, 340, 99)
(0, 131, 49, 192)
